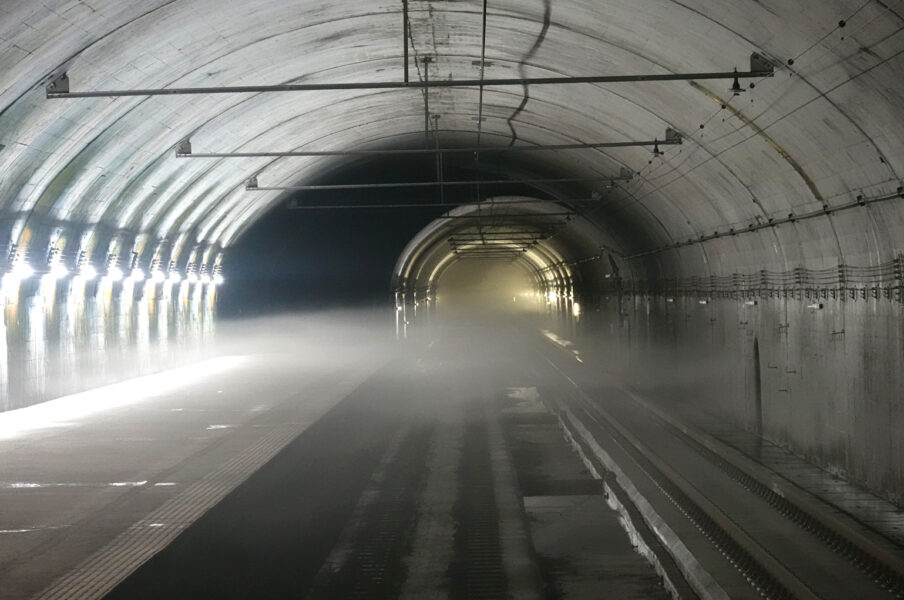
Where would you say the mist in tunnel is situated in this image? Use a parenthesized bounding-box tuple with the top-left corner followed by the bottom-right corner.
(434, 259, 542, 316)
(0, 8, 902, 584)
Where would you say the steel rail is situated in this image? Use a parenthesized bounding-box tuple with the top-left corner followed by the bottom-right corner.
(544, 355, 820, 600)
(545, 345, 904, 599)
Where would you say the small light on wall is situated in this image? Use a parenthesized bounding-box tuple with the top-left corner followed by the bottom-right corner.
(151, 270, 166, 284)
(572, 302, 582, 317)
(698, 299, 709, 305)
(807, 302, 823, 310)
(200, 273, 212, 285)
(187, 272, 199, 284)
(744, 300, 758, 306)
(49, 263, 69, 279)
(666, 297, 675, 303)
(168, 271, 181, 284)
(130, 268, 145, 282)
(11, 262, 34, 280)
(80, 264, 97, 281)
(107, 266, 124, 282)
(212, 274, 224, 285)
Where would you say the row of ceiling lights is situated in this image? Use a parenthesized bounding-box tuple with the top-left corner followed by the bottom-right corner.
(4, 259, 223, 286)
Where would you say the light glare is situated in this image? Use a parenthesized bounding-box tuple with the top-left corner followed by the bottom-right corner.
(80, 265, 97, 280)
(11, 262, 34, 280)
(107, 266, 124, 282)
(0, 356, 246, 441)
(50, 263, 69, 279)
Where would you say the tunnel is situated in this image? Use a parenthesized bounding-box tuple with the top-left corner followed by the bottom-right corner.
(1, 2, 903, 599)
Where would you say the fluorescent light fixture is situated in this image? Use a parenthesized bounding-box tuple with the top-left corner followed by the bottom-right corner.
(698, 299, 709, 305)
(80, 264, 97, 280)
(11, 262, 34, 280)
(107, 266, 123, 282)
(130, 268, 145, 282)
(151, 270, 166, 284)
(49, 263, 69, 279)
(807, 302, 823, 310)
(744, 300, 758, 306)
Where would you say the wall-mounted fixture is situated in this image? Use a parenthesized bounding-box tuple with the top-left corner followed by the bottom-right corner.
(79, 264, 97, 281)
(10, 262, 34, 280)
(106, 266, 124, 282)
(49, 262, 68, 279)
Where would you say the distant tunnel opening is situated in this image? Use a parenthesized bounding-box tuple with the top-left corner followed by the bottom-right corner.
(434, 259, 541, 317)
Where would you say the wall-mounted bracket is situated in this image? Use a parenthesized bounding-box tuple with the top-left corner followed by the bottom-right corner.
(750, 53, 775, 75)
(46, 72, 70, 95)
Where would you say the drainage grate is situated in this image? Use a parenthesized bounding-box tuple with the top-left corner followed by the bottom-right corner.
(448, 421, 507, 599)
(306, 427, 432, 600)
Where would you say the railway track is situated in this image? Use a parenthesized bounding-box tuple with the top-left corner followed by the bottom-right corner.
(542, 351, 904, 600)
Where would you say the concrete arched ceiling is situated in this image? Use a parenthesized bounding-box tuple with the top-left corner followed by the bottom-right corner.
(0, 0, 902, 279)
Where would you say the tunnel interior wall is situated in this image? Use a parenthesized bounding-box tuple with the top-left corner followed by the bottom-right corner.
(0, 275, 216, 412)
(571, 271, 904, 506)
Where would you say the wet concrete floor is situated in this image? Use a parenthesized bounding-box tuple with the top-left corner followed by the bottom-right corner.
(98, 319, 668, 599)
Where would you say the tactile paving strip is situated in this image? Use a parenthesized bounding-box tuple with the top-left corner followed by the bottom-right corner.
(32, 425, 302, 600)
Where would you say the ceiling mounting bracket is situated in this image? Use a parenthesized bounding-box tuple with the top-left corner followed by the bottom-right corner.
(176, 138, 192, 156)
(749, 52, 774, 75)
(46, 72, 69, 95)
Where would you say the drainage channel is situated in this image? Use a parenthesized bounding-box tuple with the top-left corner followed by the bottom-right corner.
(449, 419, 507, 599)
(546, 348, 904, 600)
(499, 386, 682, 600)
(306, 425, 433, 599)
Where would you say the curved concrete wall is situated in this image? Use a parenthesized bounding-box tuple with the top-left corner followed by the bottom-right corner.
(0, 1, 902, 497)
